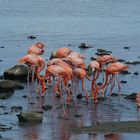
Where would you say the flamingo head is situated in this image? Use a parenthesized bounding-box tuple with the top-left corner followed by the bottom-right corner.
(36, 42, 44, 49)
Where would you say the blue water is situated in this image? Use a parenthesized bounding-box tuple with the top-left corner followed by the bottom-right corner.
(0, 0, 140, 140)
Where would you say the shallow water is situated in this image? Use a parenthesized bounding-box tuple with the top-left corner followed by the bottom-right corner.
(0, 0, 140, 139)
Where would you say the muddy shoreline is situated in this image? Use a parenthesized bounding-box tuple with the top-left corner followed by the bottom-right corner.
(71, 120, 140, 134)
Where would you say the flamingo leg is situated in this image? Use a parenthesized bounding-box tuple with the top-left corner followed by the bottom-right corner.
(116, 74, 121, 95)
(110, 75, 115, 95)
(81, 79, 89, 101)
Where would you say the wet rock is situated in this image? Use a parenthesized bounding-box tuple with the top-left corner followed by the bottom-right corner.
(74, 112, 83, 117)
(22, 95, 28, 98)
(0, 80, 24, 92)
(117, 59, 125, 62)
(97, 96, 107, 101)
(0, 46, 4, 48)
(120, 70, 131, 75)
(120, 80, 127, 84)
(79, 43, 91, 49)
(124, 93, 137, 100)
(17, 112, 43, 123)
(110, 93, 119, 96)
(95, 48, 112, 56)
(42, 104, 52, 111)
(77, 93, 83, 99)
(3, 65, 31, 82)
(90, 56, 97, 61)
(125, 61, 140, 65)
(0, 123, 12, 131)
(0, 134, 2, 138)
(0, 59, 2, 62)
(97, 82, 102, 86)
(133, 71, 139, 75)
(10, 106, 23, 111)
(27, 35, 36, 39)
(123, 47, 130, 49)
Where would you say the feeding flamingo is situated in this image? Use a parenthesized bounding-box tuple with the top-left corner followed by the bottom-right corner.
(93, 62, 129, 103)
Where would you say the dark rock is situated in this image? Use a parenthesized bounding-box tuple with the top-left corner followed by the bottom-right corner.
(124, 93, 137, 100)
(110, 93, 119, 96)
(123, 47, 130, 49)
(125, 61, 140, 65)
(0, 59, 2, 62)
(0, 46, 4, 48)
(17, 112, 43, 123)
(0, 80, 24, 92)
(90, 56, 97, 61)
(95, 49, 112, 56)
(77, 93, 83, 99)
(97, 96, 107, 101)
(79, 43, 91, 49)
(27, 35, 36, 39)
(42, 104, 52, 111)
(0, 80, 24, 99)
(10, 106, 23, 111)
(120, 70, 131, 75)
(3, 65, 32, 82)
(0, 134, 2, 138)
(0, 123, 12, 131)
(97, 82, 102, 86)
(117, 59, 125, 62)
(120, 80, 127, 84)
(74, 112, 83, 117)
(133, 71, 139, 75)
(22, 95, 28, 98)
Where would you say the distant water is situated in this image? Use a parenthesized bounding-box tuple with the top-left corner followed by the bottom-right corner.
(0, 0, 140, 140)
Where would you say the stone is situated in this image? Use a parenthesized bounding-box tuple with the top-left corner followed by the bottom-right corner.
(120, 70, 131, 75)
(120, 80, 127, 84)
(125, 61, 140, 65)
(3, 65, 32, 82)
(17, 112, 43, 123)
(124, 93, 137, 100)
(0, 80, 24, 92)
(10, 106, 23, 111)
(79, 43, 91, 49)
(27, 35, 36, 39)
(42, 105, 52, 111)
(133, 71, 139, 75)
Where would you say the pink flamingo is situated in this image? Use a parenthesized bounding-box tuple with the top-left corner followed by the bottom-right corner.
(28, 42, 44, 55)
(93, 62, 129, 103)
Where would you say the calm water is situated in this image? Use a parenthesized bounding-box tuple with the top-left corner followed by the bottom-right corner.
(0, 0, 140, 140)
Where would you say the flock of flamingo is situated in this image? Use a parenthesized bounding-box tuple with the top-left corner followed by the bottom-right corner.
(18, 42, 129, 106)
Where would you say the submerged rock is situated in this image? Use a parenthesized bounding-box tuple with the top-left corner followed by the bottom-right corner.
(27, 35, 36, 39)
(10, 106, 23, 111)
(3, 65, 32, 82)
(0, 123, 12, 131)
(42, 104, 52, 111)
(95, 48, 112, 56)
(17, 112, 43, 123)
(125, 61, 140, 65)
(79, 43, 92, 49)
(124, 93, 137, 100)
(0, 80, 24, 92)
(0, 80, 23, 99)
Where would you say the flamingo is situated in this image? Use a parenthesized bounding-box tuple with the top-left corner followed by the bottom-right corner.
(88, 61, 100, 98)
(93, 62, 129, 103)
(50, 47, 72, 59)
(73, 68, 92, 101)
(28, 42, 45, 55)
(19, 54, 45, 93)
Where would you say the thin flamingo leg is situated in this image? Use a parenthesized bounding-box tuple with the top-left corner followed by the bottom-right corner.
(82, 79, 89, 101)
